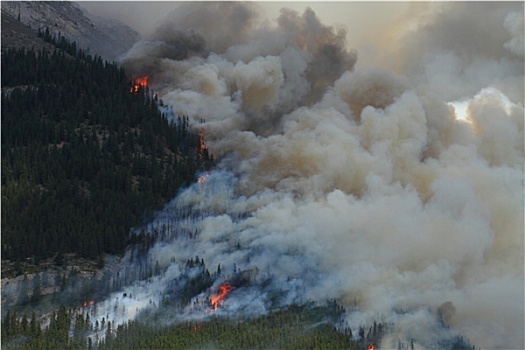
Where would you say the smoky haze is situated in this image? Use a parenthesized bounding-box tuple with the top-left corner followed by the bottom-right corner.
(95, 2, 523, 349)
(120, 2, 357, 136)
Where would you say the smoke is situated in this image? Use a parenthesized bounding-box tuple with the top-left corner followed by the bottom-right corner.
(382, 2, 525, 106)
(101, 2, 524, 349)
(120, 2, 357, 136)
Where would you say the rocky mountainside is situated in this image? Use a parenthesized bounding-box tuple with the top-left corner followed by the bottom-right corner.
(1, 1, 140, 61)
(1, 10, 55, 52)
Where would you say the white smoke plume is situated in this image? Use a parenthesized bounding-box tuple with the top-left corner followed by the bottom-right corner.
(95, 2, 524, 349)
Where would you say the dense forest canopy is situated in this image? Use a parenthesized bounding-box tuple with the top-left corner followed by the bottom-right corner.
(1, 295, 476, 350)
(1, 32, 212, 266)
(1, 300, 360, 350)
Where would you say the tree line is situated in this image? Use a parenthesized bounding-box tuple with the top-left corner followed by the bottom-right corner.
(1, 34, 213, 265)
(1, 301, 363, 350)
(0, 300, 477, 350)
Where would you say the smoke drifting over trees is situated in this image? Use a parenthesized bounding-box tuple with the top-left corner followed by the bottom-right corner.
(113, 2, 525, 349)
(4, 2, 520, 349)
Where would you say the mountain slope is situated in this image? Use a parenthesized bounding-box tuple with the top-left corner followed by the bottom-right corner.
(1, 36, 211, 266)
(1, 1, 140, 61)
(1, 10, 55, 52)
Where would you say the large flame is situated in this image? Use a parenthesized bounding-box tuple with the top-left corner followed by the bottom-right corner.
(130, 75, 148, 93)
(210, 282, 234, 310)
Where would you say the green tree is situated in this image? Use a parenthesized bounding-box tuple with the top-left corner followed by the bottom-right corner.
(2, 42, 212, 266)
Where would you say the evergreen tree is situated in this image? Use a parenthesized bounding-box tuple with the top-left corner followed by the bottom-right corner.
(1, 40, 213, 266)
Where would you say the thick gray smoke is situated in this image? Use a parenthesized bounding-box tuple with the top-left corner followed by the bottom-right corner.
(121, 2, 356, 136)
(101, 2, 523, 349)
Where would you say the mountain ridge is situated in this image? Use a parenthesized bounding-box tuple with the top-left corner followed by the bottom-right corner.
(1, 1, 140, 61)
(1, 9, 55, 52)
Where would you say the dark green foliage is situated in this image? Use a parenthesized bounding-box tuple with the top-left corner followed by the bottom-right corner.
(1, 42, 211, 263)
(2, 302, 360, 350)
(38, 27, 78, 57)
(179, 259, 214, 305)
(1, 305, 83, 350)
(100, 305, 359, 350)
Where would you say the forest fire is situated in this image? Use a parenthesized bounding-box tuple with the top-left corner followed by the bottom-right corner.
(368, 343, 375, 350)
(210, 282, 234, 310)
(82, 300, 95, 308)
(196, 128, 208, 161)
(197, 172, 210, 184)
(130, 75, 148, 93)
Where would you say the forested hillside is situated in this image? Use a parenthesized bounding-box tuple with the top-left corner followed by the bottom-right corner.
(1, 301, 362, 350)
(1, 297, 476, 350)
(1, 34, 212, 267)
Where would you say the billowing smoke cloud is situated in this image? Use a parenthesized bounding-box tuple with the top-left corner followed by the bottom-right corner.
(106, 2, 523, 349)
(121, 2, 357, 136)
(382, 2, 525, 106)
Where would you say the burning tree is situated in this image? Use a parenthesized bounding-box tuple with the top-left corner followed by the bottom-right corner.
(210, 282, 235, 310)
(130, 75, 148, 93)
(195, 127, 211, 165)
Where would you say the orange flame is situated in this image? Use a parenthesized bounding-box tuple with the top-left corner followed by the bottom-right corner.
(368, 344, 375, 350)
(197, 172, 210, 184)
(82, 300, 95, 308)
(196, 128, 208, 161)
(210, 282, 234, 309)
(131, 75, 148, 93)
